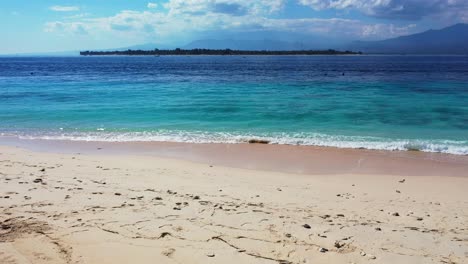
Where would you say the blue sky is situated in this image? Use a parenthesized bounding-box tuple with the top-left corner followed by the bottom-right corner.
(1, 0, 467, 53)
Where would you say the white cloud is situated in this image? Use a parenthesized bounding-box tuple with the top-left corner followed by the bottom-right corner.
(50, 5, 80, 12)
(64, 13, 91, 20)
(163, 0, 286, 16)
(298, 0, 468, 20)
(147, 2, 158, 9)
(44, 11, 415, 41)
(44, 0, 423, 44)
(45, 21, 88, 35)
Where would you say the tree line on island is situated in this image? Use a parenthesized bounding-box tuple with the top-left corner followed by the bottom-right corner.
(80, 48, 362, 56)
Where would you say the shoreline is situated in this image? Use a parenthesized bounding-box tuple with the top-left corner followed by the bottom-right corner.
(1, 137, 467, 177)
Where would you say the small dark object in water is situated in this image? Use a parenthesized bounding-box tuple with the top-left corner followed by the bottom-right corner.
(248, 139, 270, 144)
(407, 147, 420, 151)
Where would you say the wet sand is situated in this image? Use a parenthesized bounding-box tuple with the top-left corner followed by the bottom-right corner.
(0, 141, 467, 264)
(1, 137, 468, 177)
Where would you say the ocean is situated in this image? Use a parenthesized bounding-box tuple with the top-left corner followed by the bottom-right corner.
(0, 55, 467, 155)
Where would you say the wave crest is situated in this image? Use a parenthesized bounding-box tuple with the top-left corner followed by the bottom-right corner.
(3, 130, 467, 155)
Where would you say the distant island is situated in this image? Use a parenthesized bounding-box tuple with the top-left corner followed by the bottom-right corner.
(80, 48, 362, 56)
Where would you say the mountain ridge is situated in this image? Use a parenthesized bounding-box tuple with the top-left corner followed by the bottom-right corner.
(347, 23, 468, 54)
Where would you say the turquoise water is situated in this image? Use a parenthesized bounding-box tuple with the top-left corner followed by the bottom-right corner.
(0, 56, 467, 154)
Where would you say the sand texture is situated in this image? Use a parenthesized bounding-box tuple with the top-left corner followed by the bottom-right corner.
(0, 146, 467, 264)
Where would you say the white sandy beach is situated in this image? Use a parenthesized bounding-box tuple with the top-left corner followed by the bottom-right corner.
(0, 144, 467, 264)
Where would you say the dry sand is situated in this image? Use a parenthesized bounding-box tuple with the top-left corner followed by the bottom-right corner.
(0, 144, 467, 264)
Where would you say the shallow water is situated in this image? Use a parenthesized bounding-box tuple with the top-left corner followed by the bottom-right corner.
(0, 55, 467, 154)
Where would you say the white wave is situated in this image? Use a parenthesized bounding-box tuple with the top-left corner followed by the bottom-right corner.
(5, 130, 468, 155)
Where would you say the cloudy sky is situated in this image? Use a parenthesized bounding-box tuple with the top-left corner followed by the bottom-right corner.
(1, 0, 467, 53)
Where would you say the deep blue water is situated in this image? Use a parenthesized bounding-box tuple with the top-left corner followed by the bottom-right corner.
(0, 55, 467, 154)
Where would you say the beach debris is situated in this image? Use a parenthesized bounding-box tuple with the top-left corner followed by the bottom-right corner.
(248, 139, 270, 144)
(285, 233, 292, 238)
(416, 217, 423, 221)
(33, 178, 43, 183)
(336, 214, 345, 217)
(399, 179, 406, 183)
(396, 190, 401, 193)
(193, 195, 200, 200)
(318, 247, 328, 253)
(392, 212, 400, 216)
(40, 168, 45, 172)
(368, 254, 376, 260)
(302, 224, 311, 229)
(277, 188, 282, 191)
(334, 241, 345, 249)
(114, 193, 121, 196)
(159, 232, 171, 238)
(360, 251, 367, 256)
(207, 253, 215, 257)
(375, 227, 382, 231)
(162, 248, 175, 257)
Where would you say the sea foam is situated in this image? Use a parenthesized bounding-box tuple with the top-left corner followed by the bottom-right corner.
(7, 130, 468, 155)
